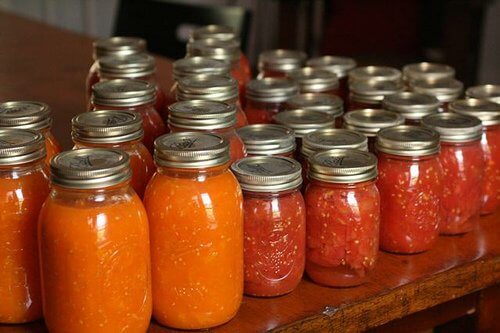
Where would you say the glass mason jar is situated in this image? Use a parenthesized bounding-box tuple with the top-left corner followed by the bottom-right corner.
(288, 67, 340, 98)
(245, 78, 299, 124)
(450, 98, 500, 214)
(285, 93, 344, 127)
(0, 129, 48, 324)
(422, 113, 484, 235)
(305, 149, 380, 287)
(176, 74, 248, 127)
(231, 156, 305, 297)
(382, 92, 440, 125)
(410, 78, 464, 112)
(71, 110, 155, 198)
(466, 84, 500, 104)
(349, 80, 404, 111)
(348, 66, 402, 85)
(39, 148, 152, 333)
(143, 132, 243, 330)
(376, 126, 443, 254)
(0, 101, 62, 167)
(258, 49, 307, 79)
(168, 100, 246, 163)
(91, 79, 168, 152)
(237, 124, 296, 158)
(402, 62, 455, 85)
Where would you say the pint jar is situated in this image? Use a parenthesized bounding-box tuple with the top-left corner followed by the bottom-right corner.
(237, 124, 296, 158)
(258, 49, 307, 78)
(382, 92, 440, 125)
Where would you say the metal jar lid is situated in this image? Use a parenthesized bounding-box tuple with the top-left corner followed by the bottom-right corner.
(376, 125, 440, 157)
(246, 78, 299, 103)
(288, 67, 339, 93)
(154, 132, 230, 168)
(348, 66, 402, 83)
(237, 124, 295, 156)
(0, 101, 52, 131)
(168, 100, 236, 130)
(258, 49, 307, 74)
(71, 110, 143, 144)
(308, 149, 377, 184)
(402, 62, 455, 82)
(450, 98, 500, 126)
(0, 128, 46, 165)
(465, 85, 500, 104)
(421, 113, 482, 143)
(187, 38, 240, 64)
(286, 93, 343, 117)
(173, 57, 230, 81)
(306, 55, 357, 79)
(191, 25, 238, 42)
(273, 109, 336, 138)
(50, 148, 131, 189)
(177, 74, 238, 101)
(231, 156, 302, 192)
(93, 36, 146, 59)
(343, 109, 405, 137)
(410, 78, 464, 103)
(97, 53, 155, 79)
(301, 128, 368, 158)
(382, 92, 440, 120)
(92, 79, 156, 107)
(350, 80, 404, 104)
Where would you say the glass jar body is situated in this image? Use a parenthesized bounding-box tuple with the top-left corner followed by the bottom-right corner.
(40, 127, 62, 167)
(245, 99, 285, 125)
(86, 62, 100, 103)
(479, 124, 500, 214)
(231, 62, 250, 108)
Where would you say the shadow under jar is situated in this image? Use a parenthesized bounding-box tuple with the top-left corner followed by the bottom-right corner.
(402, 62, 455, 85)
(288, 67, 340, 98)
(258, 49, 307, 79)
(237, 124, 296, 158)
(305, 149, 380, 287)
(466, 84, 500, 105)
(422, 113, 484, 235)
(285, 93, 344, 127)
(348, 80, 404, 111)
(231, 156, 305, 297)
(410, 78, 463, 112)
(382, 91, 440, 125)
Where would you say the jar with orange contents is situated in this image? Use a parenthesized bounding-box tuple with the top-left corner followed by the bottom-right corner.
(382, 92, 440, 125)
(402, 62, 455, 85)
(237, 124, 296, 158)
(71, 110, 155, 198)
(258, 49, 307, 78)
(39, 148, 152, 333)
(0, 129, 48, 324)
(144, 132, 243, 329)
(466, 85, 500, 104)
(285, 93, 344, 127)
(349, 80, 404, 111)
(410, 78, 463, 112)
(288, 67, 340, 98)
(0, 101, 62, 167)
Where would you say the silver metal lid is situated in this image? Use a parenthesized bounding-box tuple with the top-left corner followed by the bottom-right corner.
(168, 100, 236, 130)
(97, 53, 155, 79)
(421, 113, 482, 143)
(348, 66, 402, 83)
(50, 148, 131, 189)
(286, 93, 343, 117)
(71, 110, 143, 144)
(302, 128, 368, 158)
(410, 78, 464, 102)
(382, 92, 440, 120)
(92, 79, 156, 107)
(173, 57, 230, 80)
(231, 156, 302, 192)
(0, 129, 46, 165)
(187, 38, 240, 63)
(154, 132, 230, 168)
(273, 109, 336, 138)
(289, 67, 339, 93)
(246, 78, 299, 103)
(237, 124, 296, 156)
(177, 74, 238, 101)
(376, 125, 440, 156)
(258, 49, 307, 74)
(306, 55, 357, 78)
(93, 37, 146, 59)
(350, 80, 404, 104)
(308, 149, 377, 183)
(465, 85, 500, 104)
(450, 98, 500, 126)
(191, 25, 237, 42)
(0, 101, 52, 131)
(343, 109, 405, 137)
(403, 62, 455, 82)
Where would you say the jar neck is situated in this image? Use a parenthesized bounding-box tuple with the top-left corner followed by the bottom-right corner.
(73, 138, 143, 149)
(308, 178, 376, 189)
(158, 163, 230, 179)
(242, 187, 300, 198)
(93, 100, 155, 110)
(441, 139, 481, 147)
(51, 180, 132, 196)
(377, 150, 439, 161)
(0, 159, 46, 175)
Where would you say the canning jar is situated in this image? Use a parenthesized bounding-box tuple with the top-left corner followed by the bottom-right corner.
(71, 110, 155, 198)
(144, 132, 243, 329)
(305, 149, 380, 287)
(288, 67, 340, 97)
(410, 78, 463, 112)
(466, 84, 500, 104)
(285, 93, 344, 127)
(422, 113, 484, 235)
(237, 124, 296, 157)
(382, 92, 440, 125)
(402, 62, 455, 84)
(376, 126, 442, 254)
(258, 49, 307, 78)
(231, 156, 305, 297)
(348, 66, 402, 85)
(349, 80, 404, 111)
(39, 148, 152, 333)
(0, 129, 48, 324)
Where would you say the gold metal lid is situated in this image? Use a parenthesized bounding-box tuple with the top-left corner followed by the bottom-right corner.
(93, 36, 146, 59)
(246, 78, 299, 103)
(237, 124, 296, 156)
(302, 128, 368, 158)
(422, 113, 482, 142)
(173, 57, 230, 80)
(306, 55, 357, 78)
(273, 109, 336, 138)
(343, 109, 404, 137)
(376, 125, 440, 157)
(168, 100, 236, 130)
(350, 80, 404, 104)
(286, 93, 343, 117)
(289, 67, 339, 93)
(450, 98, 500, 126)
(177, 74, 238, 101)
(402, 62, 455, 82)
(465, 85, 500, 104)
(92, 79, 156, 107)
(382, 92, 440, 120)
(97, 53, 155, 79)
(410, 78, 463, 102)
(191, 25, 237, 42)
(187, 38, 240, 64)
(348, 66, 402, 83)
(0, 101, 52, 131)
(258, 49, 307, 74)
(0, 129, 46, 165)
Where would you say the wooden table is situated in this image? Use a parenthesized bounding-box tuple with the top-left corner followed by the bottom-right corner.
(0, 11, 499, 333)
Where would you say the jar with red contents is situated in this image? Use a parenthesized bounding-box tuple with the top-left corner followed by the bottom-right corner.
(237, 124, 296, 158)
(410, 78, 463, 112)
(376, 126, 442, 254)
(245, 78, 299, 124)
(349, 80, 404, 111)
(285, 93, 344, 127)
(91, 79, 167, 153)
(466, 85, 500, 104)
(258, 49, 307, 79)
(305, 149, 380, 287)
(422, 113, 484, 235)
(288, 67, 340, 98)
(382, 92, 440, 125)
(176, 74, 248, 127)
(71, 110, 155, 198)
(450, 98, 500, 215)
(231, 156, 305, 296)
(402, 62, 455, 85)
(306, 56, 357, 102)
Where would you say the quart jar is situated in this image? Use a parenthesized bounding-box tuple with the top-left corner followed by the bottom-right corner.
(288, 67, 340, 98)
(0, 129, 48, 324)
(231, 156, 305, 297)
(305, 149, 380, 287)
(382, 92, 440, 125)
(466, 84, 500, 104)
(450, 98, 500, 214)
(91, 79, 167, 152)
(422, 113, 484, 235)
(144, 132, 243, 330)
(71, 110, 155, 198)
(258, 49, 307, 78)
(237, 124, 296, 157)
(349, 80, 404, 111)
(39, 148, 152, 333)
(168, 100, 246, 163)
(0, 101, 62, 167)
(402, 62, 455, 84)
(245, 78, 299, 124)
(285, 93, 344, 127)
(376, 125, 442, 254)
(410, 78, 464, 112)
